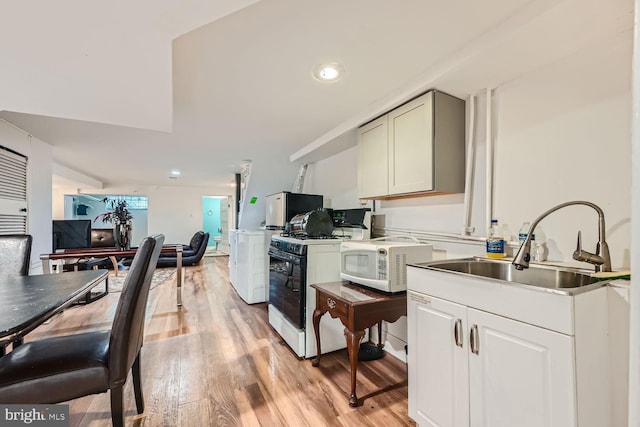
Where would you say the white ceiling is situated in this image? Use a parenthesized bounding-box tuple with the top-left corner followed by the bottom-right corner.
(0, 0, 632, 194)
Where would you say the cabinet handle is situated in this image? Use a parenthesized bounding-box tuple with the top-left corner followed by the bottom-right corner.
(454, 319, 463, 348)
(470, 324, 479, 355)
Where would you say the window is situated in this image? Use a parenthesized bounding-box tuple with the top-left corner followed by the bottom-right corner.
(104, 196, 148, 210)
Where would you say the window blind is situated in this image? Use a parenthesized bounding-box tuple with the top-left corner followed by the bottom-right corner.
(0, 146, 28, 234)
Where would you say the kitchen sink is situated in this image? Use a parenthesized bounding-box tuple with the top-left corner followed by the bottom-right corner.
(413, 257, 603, 292)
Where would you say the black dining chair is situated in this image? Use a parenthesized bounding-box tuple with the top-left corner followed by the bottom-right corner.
(0, 233, 165, 427)
(0, 234, 33, 354)
(0, 234, 32, 277)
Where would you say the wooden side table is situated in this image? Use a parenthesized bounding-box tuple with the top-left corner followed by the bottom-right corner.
(310, 281, 407, 407)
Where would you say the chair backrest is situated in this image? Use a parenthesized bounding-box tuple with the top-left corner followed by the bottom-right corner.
(0, 234, 32, 276)
(192, 232, 209, 258)
(108, 234, 164, 386)
(188, 231, 205, 249)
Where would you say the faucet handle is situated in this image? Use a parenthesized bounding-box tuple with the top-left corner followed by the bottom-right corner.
(575, 230, 582, 253)
(573, 230, 586, 261)
(573, 230, 605, 266)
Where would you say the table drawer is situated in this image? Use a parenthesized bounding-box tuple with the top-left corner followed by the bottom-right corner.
(322, 296, 349, 318)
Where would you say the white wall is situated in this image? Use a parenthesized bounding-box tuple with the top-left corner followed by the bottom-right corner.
(0, 120, 52, 274)
(305, 30, 633, 364)
(146, 186, 208, 243)
(310, 44, 632, 268)
(51, 157, 301, 245)
(238, 158, 302, 230)
(303, 145, 362, 210)
(53, 182, 227, 246)
(493, 37, 631, 270)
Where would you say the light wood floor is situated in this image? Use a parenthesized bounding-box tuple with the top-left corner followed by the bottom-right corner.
(27, 257, 416, 427)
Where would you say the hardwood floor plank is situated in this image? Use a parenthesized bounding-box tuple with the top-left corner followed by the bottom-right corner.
(233, 386, 269, 427)
(20, 257, 416, 426)
(178, 400, 211, 427)
(242, 382, 284, 426)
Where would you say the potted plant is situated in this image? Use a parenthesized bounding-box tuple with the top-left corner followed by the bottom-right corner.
(94, 198, 133, 250)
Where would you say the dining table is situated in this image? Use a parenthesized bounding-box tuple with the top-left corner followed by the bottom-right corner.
(40, 245, 184, 306)
(0, 269, 108, 354)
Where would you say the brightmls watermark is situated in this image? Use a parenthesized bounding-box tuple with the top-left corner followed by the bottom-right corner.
(1, 405, 68, 426)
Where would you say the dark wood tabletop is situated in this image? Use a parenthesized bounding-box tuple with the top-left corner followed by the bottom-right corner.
(40, 244, 184, 306)
(45, 246, 180, 259)
(0, 269, 108, 347)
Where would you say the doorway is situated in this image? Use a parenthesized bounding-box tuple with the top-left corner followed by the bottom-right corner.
(202, 196, 230, 255)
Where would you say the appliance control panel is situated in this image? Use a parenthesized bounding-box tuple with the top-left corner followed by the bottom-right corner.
(270, 237, 306, 256)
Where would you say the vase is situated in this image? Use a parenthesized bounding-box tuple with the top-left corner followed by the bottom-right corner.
(115, 223, 132, 250)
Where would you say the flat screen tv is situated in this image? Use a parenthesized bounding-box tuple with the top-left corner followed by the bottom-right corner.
(52, 220, 92, 250)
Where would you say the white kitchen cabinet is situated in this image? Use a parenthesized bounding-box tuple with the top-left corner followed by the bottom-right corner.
(407, 265, 615, 427)
(357, 91, 465, 199)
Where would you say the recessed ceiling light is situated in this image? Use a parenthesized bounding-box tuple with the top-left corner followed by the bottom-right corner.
(170, 170, 181, 176)
(312, 62, 344, 82)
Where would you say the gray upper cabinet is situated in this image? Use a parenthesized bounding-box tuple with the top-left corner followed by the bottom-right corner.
(357, 115, 389, 198)
(357, 91, 465, 199)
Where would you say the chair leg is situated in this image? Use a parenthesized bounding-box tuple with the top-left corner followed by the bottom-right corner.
(12, 337, 24, 350)
(110, 386, 124, 427)
(132, 353, 144, 414)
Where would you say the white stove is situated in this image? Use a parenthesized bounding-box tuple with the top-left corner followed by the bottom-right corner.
(268, 234, 346, 358)
(267, 209, 371, 358)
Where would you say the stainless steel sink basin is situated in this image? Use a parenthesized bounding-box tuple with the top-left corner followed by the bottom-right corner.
(414, 257, 602, 292)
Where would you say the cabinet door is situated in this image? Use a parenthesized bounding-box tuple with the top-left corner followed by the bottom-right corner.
(408, 292, 469, 427)
(388, 92, 434, 195)
(357, 115, 389, 198)
(468, 309, 576, 427)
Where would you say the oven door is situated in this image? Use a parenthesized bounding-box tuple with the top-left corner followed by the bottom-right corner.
(268, 247, 306, 329)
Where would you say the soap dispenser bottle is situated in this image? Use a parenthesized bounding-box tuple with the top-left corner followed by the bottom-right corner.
(486, 219, 506, 259)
